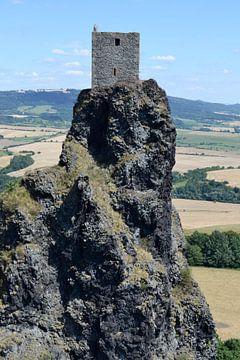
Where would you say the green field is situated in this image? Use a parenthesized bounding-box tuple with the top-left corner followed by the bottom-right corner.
(6, 135, 50, 143)
(177, 129, 240, 153)
(0, 150, 11, 157)
(17, 105, 57, 115)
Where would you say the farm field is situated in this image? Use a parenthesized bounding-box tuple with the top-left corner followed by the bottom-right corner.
(177, 129, 240, 153)
(0, 125, 67, 153)
(191, 267, 240, 340)
(207, 168, 240, 188)
(0, 126, 60, 138)
(8, 135, 65, 177)
(172, 199, 240, 232)
(0, 155, 13, 168)
(0, 125, 67, 176)
(0, 124, 67, 132)
(175, 146, 240, 173)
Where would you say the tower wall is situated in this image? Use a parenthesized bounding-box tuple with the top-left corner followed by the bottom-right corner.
(92, 32, 140, 87)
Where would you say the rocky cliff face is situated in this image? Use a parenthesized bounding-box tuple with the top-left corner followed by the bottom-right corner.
(0, 80, 216, 359)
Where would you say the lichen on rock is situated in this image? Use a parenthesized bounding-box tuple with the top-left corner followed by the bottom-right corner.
(0, 79, 216, 359)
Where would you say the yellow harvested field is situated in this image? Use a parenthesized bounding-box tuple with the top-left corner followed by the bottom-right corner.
(0, 128, 58, 138)
(175, 147, 240, 173)
(191, 267, 240, 340)
(224, 120, 240, 127)
(207, 168, 240, 188)
(202, 126, 234, 133)
(0, 124, 67, 133)
(0, 155, 13, 168)
(44, 134, 67, 142)
(173, 199, 240, 230)
(8, 138, 64, 177)
(185, 224, 240, 236)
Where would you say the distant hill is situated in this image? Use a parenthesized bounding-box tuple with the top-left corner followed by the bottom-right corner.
(0, 89, 239, 128)
(169, 96, 240, 123)
(0, 89, 79, 128)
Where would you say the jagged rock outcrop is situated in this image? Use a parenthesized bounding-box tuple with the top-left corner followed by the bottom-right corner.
(0, 80, 216, 359)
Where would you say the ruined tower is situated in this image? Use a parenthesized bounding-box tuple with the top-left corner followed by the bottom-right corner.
(92, 29, 140, 87)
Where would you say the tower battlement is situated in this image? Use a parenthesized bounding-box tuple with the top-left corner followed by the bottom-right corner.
(92, 31, 140, 88)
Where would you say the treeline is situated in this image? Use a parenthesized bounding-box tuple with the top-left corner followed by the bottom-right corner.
(186, 230, 240, 268)
(217, 338, 240, 360)
(0, 154, 34, 192)
(172, 167, 240, 203)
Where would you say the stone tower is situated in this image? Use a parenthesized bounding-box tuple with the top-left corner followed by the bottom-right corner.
(92, 29, 140, 87)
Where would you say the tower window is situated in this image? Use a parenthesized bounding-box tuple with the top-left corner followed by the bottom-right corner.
(115, 38, 120, 46)
(113, 68, 117, 76)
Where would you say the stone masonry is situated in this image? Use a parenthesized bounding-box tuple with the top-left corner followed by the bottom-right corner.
(92, 31, 140, 87)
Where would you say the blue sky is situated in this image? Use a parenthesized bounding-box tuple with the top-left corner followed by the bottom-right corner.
(0, 0, 240, 103)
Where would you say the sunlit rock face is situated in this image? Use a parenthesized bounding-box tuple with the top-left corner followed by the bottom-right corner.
(0, 79, 216, 359)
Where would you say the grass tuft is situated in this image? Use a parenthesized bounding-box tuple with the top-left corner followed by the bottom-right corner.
(56, 140, 128, 234)
(0, 183, 41, 219)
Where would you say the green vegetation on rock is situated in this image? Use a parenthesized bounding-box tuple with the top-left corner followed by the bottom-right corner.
(0, 183, 41, 218)
(57, 140, 127, 234)
(173, 267, 193, 300)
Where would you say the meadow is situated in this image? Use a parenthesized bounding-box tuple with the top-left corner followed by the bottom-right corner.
(173, 199, 240, 233)
(207, 168, 240, 188)
(175, 147, 240, 173)
(191, 267, 240, 340)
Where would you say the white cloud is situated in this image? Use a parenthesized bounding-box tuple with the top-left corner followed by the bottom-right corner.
(44, 57, 56, 63)
(31, 72, 39, 78)
(66, 70, 84, 76)
(64, 61, 81, 67)
(223, 69, 230, 74)
(151, 65, 167, 70)
(52, 48, 66, 55)
(15, 71, 39, 78)
(51, 48, 90, 57)
(72, 49, 90, 57)
(15, 71, 25, 76)
(189, 86, 204, 91)
(151, 55, 176, 62)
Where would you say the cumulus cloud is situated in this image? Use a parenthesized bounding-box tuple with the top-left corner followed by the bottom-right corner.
(52, 48, 90, 57)
(72, 49, 90, 57)
(15, 71, 39, 78)
(64, 61, 81, 67)
(151, 55, 176, 62)
(52, 48, 66, 55)
(151, 65, 167, 70)
(44, 57, 56, 63)
(66, 70, 84, 76)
